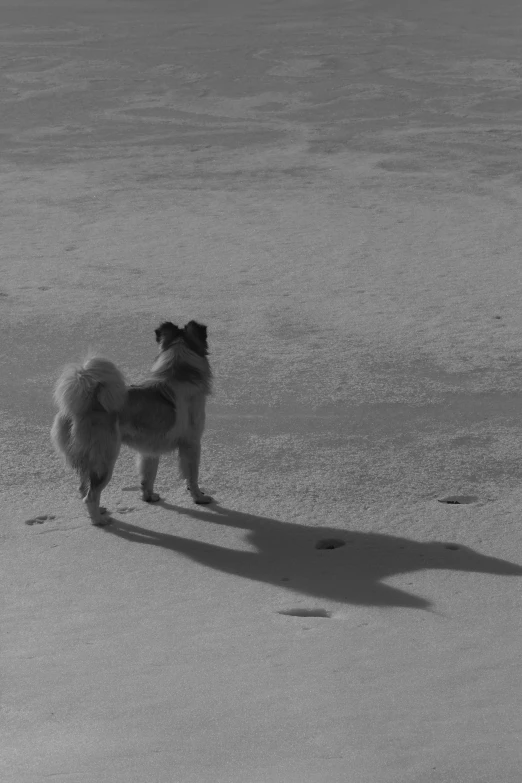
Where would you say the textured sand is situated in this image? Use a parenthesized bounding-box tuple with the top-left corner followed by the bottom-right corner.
(2, 1, 522, 781)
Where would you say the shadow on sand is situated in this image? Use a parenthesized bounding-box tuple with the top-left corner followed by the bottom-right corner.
(102, 503, 522, 611)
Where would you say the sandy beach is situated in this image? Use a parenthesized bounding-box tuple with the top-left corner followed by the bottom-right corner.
(2, 1, 522, 780)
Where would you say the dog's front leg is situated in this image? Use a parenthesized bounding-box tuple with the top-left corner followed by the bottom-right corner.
(138, 454, 161, 502)
(178, 441, 212, 504)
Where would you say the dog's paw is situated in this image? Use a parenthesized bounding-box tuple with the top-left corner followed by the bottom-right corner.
(187, 484, 213, 504)
(142, 492, 161, 503)
(92, 515, 113, 527)
(193, 492, 213, 505)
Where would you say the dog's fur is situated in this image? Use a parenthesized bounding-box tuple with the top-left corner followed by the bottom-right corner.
(51, 320, 212, 525)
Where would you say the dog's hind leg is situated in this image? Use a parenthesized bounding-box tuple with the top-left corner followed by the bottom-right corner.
(178, 441, 212, 504)
(138, 454, 161, 502)
(78, 474, 88, 499)
(83, 472, 112, 526)
(79, 473, 108, 516)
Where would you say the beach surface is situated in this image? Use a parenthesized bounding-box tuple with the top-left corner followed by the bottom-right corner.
(2, 1, 522, 781)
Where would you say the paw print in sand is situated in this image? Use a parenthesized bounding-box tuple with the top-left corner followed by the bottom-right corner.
(25, 514, 56, 525)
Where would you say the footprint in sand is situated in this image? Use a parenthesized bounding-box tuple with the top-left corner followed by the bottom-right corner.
(115, 506, 136, 514)
(278, 608, 332, 618)
(25, 514, 56, 525)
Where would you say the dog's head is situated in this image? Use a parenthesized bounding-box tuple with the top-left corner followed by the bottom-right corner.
(155, 320, 209, 357)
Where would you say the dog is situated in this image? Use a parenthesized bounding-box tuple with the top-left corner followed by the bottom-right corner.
(51, 320, 213, 525)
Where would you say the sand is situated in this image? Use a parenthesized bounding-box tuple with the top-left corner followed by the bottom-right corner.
(2, 1, 522, 781)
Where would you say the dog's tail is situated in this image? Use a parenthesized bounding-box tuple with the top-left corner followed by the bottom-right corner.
(53, 356, 127, 417)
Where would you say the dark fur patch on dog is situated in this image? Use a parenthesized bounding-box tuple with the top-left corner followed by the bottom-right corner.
(155, 322, 182, 348)
(184, 321, 208, 356)
(174, 362, 205, 384)
(154, 320, 208, 357)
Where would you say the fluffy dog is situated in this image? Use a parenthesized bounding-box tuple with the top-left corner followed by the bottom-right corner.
(51, 320, 213, 525)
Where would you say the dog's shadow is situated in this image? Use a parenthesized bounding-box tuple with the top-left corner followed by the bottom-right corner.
(102, 502, 522, 610)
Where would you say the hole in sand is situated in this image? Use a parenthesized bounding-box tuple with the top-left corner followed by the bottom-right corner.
(438, 496, 477, 505)
(278, 608, 332, 618)
(315, 538, 346, 550)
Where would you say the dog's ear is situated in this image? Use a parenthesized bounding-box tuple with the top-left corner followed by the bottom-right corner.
(184, 321, 208, 355)
(155, 322, 181, 346)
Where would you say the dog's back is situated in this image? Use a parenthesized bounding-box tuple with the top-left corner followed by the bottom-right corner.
(119, 384, 178, 453)
(119, 381, 206, 453)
